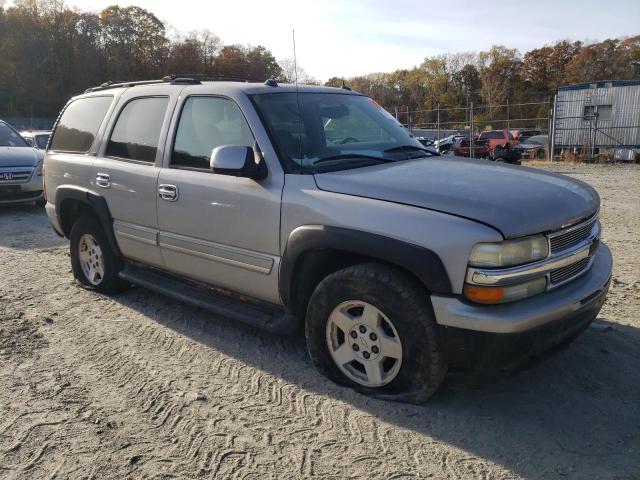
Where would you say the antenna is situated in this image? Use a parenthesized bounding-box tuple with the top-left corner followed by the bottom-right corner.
(292, 29, 299, 86)
(292, 28, 302, 159)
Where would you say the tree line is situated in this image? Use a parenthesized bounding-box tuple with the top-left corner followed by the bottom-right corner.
(1, 0, 638, 127)
(328, 39, 640, 128)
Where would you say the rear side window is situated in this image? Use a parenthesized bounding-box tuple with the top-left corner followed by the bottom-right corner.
(50, 96, 113, 153)
(106, 97, 169, 163)
(172, 96, 254, 169)
(480, 131, 504, 140)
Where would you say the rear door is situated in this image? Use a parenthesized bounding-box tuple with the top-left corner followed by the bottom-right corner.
(92, 88, 176, 267)
(156, 93, 284, 304)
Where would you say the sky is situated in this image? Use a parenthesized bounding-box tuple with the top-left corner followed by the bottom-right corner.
(60, 0, 640, 81)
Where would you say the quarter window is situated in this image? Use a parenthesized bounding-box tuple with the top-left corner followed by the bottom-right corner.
(172, 97, 254, 169)
(106, 97, 169, 163)
(50, 96, 113, 153)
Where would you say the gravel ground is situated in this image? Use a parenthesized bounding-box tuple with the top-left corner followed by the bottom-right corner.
(0, 163, 639, 479)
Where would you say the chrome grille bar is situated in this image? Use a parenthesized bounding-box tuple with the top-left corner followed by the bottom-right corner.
(549, 257, 591, 286)
(548, 215, 598, 254)
(0, 169, 33, 184)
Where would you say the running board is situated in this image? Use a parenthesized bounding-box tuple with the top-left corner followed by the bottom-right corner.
(119, 262, 299, 334)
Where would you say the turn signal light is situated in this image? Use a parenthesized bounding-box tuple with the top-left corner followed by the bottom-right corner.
(464, 285, 505, 304)
(464, 277, 547, 304)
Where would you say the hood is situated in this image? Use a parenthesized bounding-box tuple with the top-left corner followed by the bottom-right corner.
(313, 157, 599, 239)
(0, 146, 42, 167)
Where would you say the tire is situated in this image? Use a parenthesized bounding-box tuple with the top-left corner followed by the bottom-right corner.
(305, 263, 448, 403)
(69, 215, 129, 294)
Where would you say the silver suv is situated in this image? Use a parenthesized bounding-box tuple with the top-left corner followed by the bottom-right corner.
(44, 78, 612, 403)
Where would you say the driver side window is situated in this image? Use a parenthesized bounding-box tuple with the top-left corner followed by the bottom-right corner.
(172, 96, 254, 169)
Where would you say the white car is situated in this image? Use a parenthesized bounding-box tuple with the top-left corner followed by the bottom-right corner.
(20, 130, 52, 150)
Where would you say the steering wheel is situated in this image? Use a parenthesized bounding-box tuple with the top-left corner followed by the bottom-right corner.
(338, 137, 359, 145)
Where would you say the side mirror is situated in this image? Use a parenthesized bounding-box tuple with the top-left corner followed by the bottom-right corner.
(209, 145, 268, 180)
(24, 137, 34, 147)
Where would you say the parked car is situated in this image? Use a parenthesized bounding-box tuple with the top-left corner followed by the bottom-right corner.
(415, 136, 435, 147)
(434, 134, 465, 153)
(511, 129, 546, 143)
(515, 135, 548, 159)
(0, 120, 45, 206)
(451, 137, 490, 158)
(478, 130, 519, 163)
(20, 130, 52, 150)
(44, 78, 611, 403)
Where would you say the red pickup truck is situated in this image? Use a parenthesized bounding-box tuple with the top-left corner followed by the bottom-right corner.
(477, 130, 519, 163)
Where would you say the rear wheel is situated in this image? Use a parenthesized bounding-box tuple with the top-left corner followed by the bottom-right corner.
(70, 216, 129, 294)
(305, 263, 448, 403)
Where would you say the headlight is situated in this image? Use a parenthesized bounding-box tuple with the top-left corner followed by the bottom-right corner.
(469, 235, 549, 268)
(464, 277, 547, 304)
(36, 158, 44, 176)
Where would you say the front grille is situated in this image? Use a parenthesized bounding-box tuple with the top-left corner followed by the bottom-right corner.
(549, 216, 598, 253)
(550, 257, 590, 285)
(0, 169, 33, 184)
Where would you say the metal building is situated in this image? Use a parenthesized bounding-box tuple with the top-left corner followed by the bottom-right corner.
(552, 80, 640, 156)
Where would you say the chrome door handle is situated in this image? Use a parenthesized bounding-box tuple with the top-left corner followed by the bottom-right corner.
(96, 173, 111, 188)
(158, 184, 179, 201)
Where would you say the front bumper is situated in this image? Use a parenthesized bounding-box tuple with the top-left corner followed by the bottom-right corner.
(0, 172, 43, 205)
(431, 243, 612, 368)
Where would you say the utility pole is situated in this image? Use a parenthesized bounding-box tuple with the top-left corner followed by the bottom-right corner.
(437, 103, 440, 141)
(470, 102, 474, 159)
(591, 110, 598, 162)
(549, 95, 557, 161)
(506, 99, 510, 131)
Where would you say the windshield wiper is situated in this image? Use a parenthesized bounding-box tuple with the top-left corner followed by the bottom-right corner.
(384, 145, 436, 156)
(313, 153, 395, 165)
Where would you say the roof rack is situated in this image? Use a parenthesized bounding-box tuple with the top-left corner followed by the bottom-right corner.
(176, 73, 258, 83)
(84, 74, 264, 93)
(84, 75, 202, 93)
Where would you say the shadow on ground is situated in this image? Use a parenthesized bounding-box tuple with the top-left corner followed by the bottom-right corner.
(113, 286, 640, 478)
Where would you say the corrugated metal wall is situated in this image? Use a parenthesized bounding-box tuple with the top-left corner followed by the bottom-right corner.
(554, 82, 640, 148)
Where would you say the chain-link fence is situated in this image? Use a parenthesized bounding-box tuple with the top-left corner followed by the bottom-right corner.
(393, 100, 551, 158)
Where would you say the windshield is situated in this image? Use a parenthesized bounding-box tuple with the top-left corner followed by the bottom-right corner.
(252, 92, 430, 171)
(35, 134, 50, 149)
(0, 123, 29, 147)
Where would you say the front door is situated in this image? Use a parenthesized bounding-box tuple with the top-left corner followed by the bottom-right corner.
(93, 94, 173, 267)
(156, 95, 283, 304)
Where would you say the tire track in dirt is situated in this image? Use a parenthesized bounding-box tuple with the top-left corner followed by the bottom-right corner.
(7, 268, 494, 478)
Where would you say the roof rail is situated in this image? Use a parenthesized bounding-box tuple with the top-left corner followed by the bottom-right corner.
(172, 73, 258, 83)
(84, 75, 202, 93)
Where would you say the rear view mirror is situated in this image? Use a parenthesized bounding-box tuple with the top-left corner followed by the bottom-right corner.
(210, 145, 268, 180)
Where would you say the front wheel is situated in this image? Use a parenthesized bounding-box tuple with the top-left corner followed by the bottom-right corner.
(70, 216, 129, 294)
(305, 264, 448, 403)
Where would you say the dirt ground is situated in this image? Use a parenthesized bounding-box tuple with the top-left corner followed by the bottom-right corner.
(0, 163, 639, 479)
